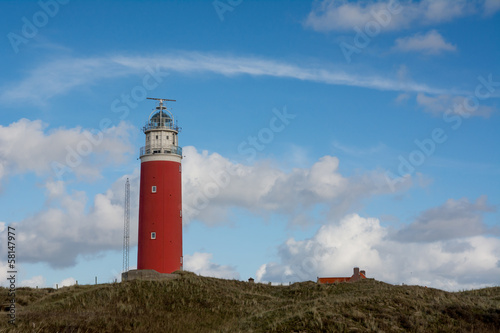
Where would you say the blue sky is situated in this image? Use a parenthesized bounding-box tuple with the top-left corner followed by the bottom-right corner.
(0, 0, 499, 291)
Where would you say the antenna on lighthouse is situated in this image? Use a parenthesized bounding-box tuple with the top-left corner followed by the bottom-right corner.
(146, 97, 176, 103)
(122, 178, 130, 273)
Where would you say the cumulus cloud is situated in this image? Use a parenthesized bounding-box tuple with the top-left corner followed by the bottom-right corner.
(184, 252, 240, 279)
(304, 0, 485, 32)
(416, 92, 494, 117)
(20, 275, 46, 288)
(395, 196, 497, 242)
(58, 277, 77, 287)
(257, 214, 385, 283)
(3, 171, 139, 268)
(393, 30, 457, 54)
(182, 146, 413, 226)
(257, 210, 500, 291)
(1, 141, 412, 268)
(0, 119, 135, 185)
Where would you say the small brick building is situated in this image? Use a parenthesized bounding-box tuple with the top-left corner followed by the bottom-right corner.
(317, 267, 367, 284)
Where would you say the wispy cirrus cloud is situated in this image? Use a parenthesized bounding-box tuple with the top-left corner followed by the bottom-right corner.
(0, 57, 135, 106)
(393, 30, 457, 55)
(416, 92, 494, 117)
(484, 0, 500, 15)
(0, 51, 450, 107)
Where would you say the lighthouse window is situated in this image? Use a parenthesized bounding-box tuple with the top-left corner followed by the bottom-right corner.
(180, 210, 182, 217)
(152, 186, 157, 193)
(156, 135, 158, 139)
(151, 232, 156, 240)
(166, 135, 169, 140)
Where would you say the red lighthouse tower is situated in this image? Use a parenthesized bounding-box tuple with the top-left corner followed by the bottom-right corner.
(137, 97, 182, 274)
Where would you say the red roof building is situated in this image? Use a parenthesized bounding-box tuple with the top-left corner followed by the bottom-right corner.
(317, 267, 367, 284)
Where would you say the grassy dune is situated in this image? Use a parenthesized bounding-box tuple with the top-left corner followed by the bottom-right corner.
(1, 271, 499, 332)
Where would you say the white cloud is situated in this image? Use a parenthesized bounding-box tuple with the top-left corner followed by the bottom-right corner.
(304, 0, 482, 32)
(416, 92, 494, 117)
(332, 141, 386, 157)
(20, 275, 46, 288)
(396, 64, 411, 81)
(0, 52, 448, 107)
(58, 277, 77, 287)
(395, 93, 411, 103)
(184, 252, 240, 280)
(0, 119, 135, 185)
(393, 30, 457, 54)
(182, 146, 413, 226)
(1, 141, 414, 269)
(0, 57, 136, 107)
(395, 195, 496, 242)
(257, 212, 500, 291)
(256, 214, 385, 283)
(0, 131, 413, 269)
(5, 170, 140, 268)
(484, 0, 500, 15)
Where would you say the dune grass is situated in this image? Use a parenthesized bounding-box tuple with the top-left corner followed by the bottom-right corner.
(1, 271, 499, 332)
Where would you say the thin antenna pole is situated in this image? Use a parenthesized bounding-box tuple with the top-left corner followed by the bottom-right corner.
(123, 178, 130, 273)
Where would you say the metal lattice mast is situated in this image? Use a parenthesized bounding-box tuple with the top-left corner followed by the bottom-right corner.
(123, 178, 130, 273)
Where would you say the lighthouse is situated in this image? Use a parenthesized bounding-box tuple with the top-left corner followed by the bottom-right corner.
(137, 97, 183, 274)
